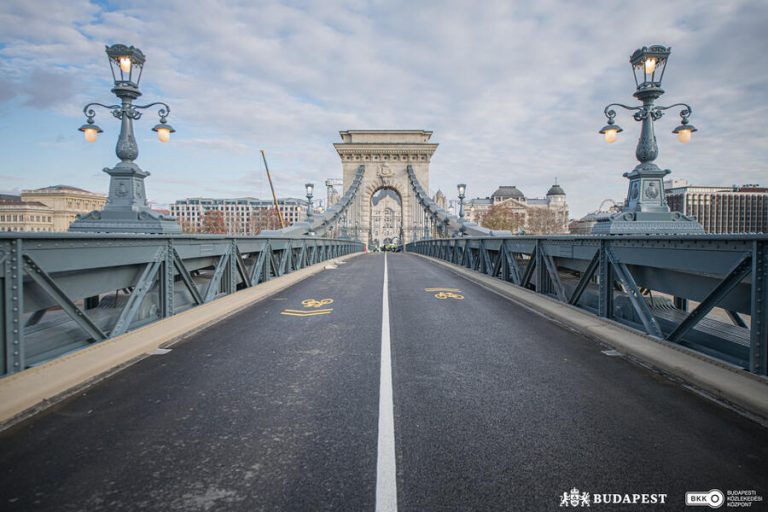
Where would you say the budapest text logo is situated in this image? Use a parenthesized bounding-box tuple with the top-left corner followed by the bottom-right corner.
(559, 488, 669, 507)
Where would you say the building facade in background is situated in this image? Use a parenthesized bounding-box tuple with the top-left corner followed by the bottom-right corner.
(0, 185, 106, 232)
(170, 197, 308, 234)
(22, 185, 107, 232)
(0, 195, 54, 232)
(665, 180, 767, 234)
(466, 183, 569, 234)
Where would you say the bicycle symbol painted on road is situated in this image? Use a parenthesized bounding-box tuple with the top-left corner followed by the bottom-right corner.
(301, 298, 334, 308)
(433, 291, 464, 300)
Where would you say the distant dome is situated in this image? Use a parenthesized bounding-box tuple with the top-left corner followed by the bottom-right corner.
(547, 184, 566, 196)
(492, 186, 525, 200)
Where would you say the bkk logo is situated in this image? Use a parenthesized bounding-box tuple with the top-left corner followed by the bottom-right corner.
(685, 489, 724, 508)
(559, 488, 668, 507)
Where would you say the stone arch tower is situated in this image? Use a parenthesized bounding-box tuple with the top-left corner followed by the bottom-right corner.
(334, 130, 438, 245)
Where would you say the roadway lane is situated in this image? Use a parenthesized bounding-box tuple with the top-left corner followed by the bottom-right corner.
(0, 254, 383, 512)
(1, 252, 767, 512)
(388, 253, 768, 511)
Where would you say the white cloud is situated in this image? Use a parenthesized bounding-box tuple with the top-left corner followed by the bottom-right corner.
(0, 0, 766, 217)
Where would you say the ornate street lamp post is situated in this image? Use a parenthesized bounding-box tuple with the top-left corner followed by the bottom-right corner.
(457, 183, 467, 236)
(70, 44, 181, 233)
(305, 183, 314, 222)
(593, 45, 703, 235)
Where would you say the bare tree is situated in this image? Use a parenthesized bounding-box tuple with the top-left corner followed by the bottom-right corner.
(201, 210, 227, 234)
(481, 203, 526, 232)
(526, 208, 562, 235)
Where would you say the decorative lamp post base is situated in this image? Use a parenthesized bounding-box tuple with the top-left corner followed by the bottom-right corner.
(69, 163, 181, 234)
(592, 162, 704, 235)
(591, 211, 704, 235)
(69, 209, 181, 234)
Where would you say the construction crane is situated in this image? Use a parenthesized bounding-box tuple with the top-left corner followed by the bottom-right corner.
(260, 149, 285, 229)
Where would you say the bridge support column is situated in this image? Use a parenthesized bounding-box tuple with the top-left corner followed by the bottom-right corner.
(598, 242, 614, 319)
(752, 240, 767, 375)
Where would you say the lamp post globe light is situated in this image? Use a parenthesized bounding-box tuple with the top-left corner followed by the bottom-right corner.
(70, 44, 181, 234)
(592, 45, 704, 235)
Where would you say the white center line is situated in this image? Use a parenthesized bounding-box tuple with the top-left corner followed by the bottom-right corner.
(376, 252, 398, 512)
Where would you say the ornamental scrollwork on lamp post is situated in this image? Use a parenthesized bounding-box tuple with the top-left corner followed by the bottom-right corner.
(593, 45, 704, 235)
(70, 43, 181, 233)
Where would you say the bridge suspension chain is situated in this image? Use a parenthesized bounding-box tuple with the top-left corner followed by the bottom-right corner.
(406, 165, 509, 238)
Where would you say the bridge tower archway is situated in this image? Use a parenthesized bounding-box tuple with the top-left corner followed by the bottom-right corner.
(368, 186, 403, 248)
(334, 130, 438, 245)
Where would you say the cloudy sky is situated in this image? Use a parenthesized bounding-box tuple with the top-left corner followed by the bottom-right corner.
(0, 0, 766, 217)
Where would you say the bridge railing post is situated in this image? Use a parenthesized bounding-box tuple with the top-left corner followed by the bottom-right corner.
(161, 239, 174, 318)
(751, 239, 767, 375)
(598, 240, 614, 319)
(2, 238, 24, 376)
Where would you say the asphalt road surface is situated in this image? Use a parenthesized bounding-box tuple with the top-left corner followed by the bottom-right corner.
(0, 253, 766, 511)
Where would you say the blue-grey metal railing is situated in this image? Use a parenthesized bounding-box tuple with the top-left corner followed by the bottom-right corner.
(0, 233, 363, 376)
(406, 235, 768, 376)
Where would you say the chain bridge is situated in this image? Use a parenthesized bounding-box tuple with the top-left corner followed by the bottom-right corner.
(0, 131, 766, 511)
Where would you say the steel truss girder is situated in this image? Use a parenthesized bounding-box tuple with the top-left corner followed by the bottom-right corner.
(172, 248, 203, 305)
(22, 254, 107, 343)
(203, 246, 232, 303)
(111, 249, 165, 337)
(520, 247, 537, 289)
(0, 235, 362, 377)
(541, 250, 568, 303)
(606, 248, 663, 338)
(568, 250, 600, 306)
(249, 244, 271, 285)
(406, 235, 768, 375)
(666, 253, 752, 344)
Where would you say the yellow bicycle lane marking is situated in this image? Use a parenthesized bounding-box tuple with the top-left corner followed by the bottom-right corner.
(423, 288, 465, 300)
(302, 298, 334, 308)
(433, 291, 464, 300)
(280, 309, 333, 317)
(281, 298, 335, 317)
